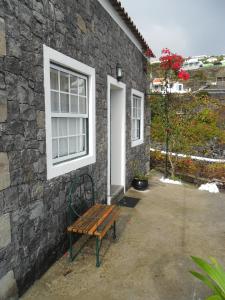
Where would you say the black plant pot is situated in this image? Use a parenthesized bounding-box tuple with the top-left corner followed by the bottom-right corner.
(132, 178, 148, 191)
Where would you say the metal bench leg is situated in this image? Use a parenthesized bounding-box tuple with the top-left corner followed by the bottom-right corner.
(113, 221, 116, 240)
(96, 237, 101, 267)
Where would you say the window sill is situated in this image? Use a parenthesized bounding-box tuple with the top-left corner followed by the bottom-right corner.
(131, 138, 144, 148)
(47, 153, 96, 180)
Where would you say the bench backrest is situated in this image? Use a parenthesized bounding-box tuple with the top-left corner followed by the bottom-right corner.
(67, 174, 95, 226)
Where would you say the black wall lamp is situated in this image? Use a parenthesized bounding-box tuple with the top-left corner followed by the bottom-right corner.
(116, 63, 123, 81)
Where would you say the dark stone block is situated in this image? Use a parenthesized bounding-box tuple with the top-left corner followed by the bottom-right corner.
(5, 57, 20, 75)
(3, 186, 19, 213)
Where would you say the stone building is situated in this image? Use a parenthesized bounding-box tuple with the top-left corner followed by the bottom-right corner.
(0, 0, 154, 298)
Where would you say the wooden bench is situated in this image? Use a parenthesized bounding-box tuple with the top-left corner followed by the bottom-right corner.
(67, 174, 120, 267)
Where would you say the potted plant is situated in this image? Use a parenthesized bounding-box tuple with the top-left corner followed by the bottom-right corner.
(131, 160, 149, 190)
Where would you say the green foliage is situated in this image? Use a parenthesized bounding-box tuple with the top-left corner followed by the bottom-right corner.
(131, 160, 148, 180)
(150, 93, 225, 178)
(192, 70, 207, 81)
(151, 150, 225, 180)
(150, 93, 225, 177)
(196, 91, 209, 97)
(217, 55, 224, 62)
(190, 256, 225, 300)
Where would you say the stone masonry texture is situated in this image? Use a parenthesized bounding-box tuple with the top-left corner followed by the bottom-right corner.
(0, 17, 6, 56)
(0, 0, 150, 297)
(0, 152, 10, 190)
(0, 270, 18, 300)
(0, 213, 11, 249)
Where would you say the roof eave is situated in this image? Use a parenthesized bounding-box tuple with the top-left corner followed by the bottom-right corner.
(109, 0, 155, 57)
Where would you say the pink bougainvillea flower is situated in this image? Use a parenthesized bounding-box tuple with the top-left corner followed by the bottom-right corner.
(160, 50, 184, 72)
(178, 69, 190, 80)
(162, 48, 171, 55)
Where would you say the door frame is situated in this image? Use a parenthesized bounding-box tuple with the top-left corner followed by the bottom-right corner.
(107, 75, 126, 205)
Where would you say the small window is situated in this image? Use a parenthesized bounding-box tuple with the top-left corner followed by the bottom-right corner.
(131, 89, 144, 147)
(44, 45, 96, 179)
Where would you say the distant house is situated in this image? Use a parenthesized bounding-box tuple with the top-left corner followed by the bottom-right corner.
(151, 78, 189, 94)
(191, 55, 208, 60)
(183, 58, 203, 70)
(206, 57, 218, 63)
(0, 0, 154, 298)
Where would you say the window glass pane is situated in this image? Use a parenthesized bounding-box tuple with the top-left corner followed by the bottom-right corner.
(80, 136, 84, 152)
(71, 95, 78, 113)
(60, 93, 69, 112)
(52, 118, 58, 137)
(59, 138, 68, 157)
(75, 136, 80, 153)
(80, 135, 86, 152)
(69, 137, 76, 154)
(137, 107, 141, 119)
(70, 75, 78, 94)
(58, 118, 67, 137)
(79, 96, 86, 114)
(79, 78, 86, 96)
(52, 139, 58, 159)
(51, 91, 59, 112)
(137, 120, 140, 139)
(76, 118, 80, 134)
(138, 98, 141, 110)
(69, 118, 78, 135)
(60, 71, 69, 92)
(132, 120, 136, 139)
(50, 69, 59, 90)
(133, 106, 136, 118)
(82, 119, 86, 134)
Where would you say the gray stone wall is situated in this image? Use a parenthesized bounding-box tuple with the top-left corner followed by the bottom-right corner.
(0, 0, 150, 296)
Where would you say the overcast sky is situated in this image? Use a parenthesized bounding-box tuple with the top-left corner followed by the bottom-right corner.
(120, 0, 225, 58)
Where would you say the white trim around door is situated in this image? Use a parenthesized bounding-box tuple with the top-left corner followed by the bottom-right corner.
(107, 75, 126, 205)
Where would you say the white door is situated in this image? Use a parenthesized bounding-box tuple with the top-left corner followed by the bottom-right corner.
(107, 76, 126, 204)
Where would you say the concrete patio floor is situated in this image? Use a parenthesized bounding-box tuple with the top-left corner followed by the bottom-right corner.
(22, 172, 225, 300)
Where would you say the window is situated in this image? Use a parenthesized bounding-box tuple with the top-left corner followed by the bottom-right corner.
(50, 65, 88, 164)
(131, 89, 144, 147)
(44, 45, 96, 179)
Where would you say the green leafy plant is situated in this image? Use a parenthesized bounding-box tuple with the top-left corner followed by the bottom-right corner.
(190, 256, 225, 300)
(131, 160, 148, 180)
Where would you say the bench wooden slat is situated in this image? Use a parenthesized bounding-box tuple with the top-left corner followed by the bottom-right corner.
(82, 205, 109, 234)
(67, 204, 102, 233)
(71, 204, 100, 228)
(73, 205, 104, 233)
(95, 207, 120, 240)
(67, 204, 115, 235)
(87, 205, 115, 235)
(77, 205, 111, 234)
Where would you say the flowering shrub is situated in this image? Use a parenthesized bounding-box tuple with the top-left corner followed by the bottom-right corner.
(178, 69, 190, 80)
(151, 150, 225, 181)
(152, 48, 190, 178)
(160, 48, 190, 80)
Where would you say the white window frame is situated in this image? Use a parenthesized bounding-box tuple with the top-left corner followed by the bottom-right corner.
(43, 45, 96, 180)
(131, 89, 144, 147)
